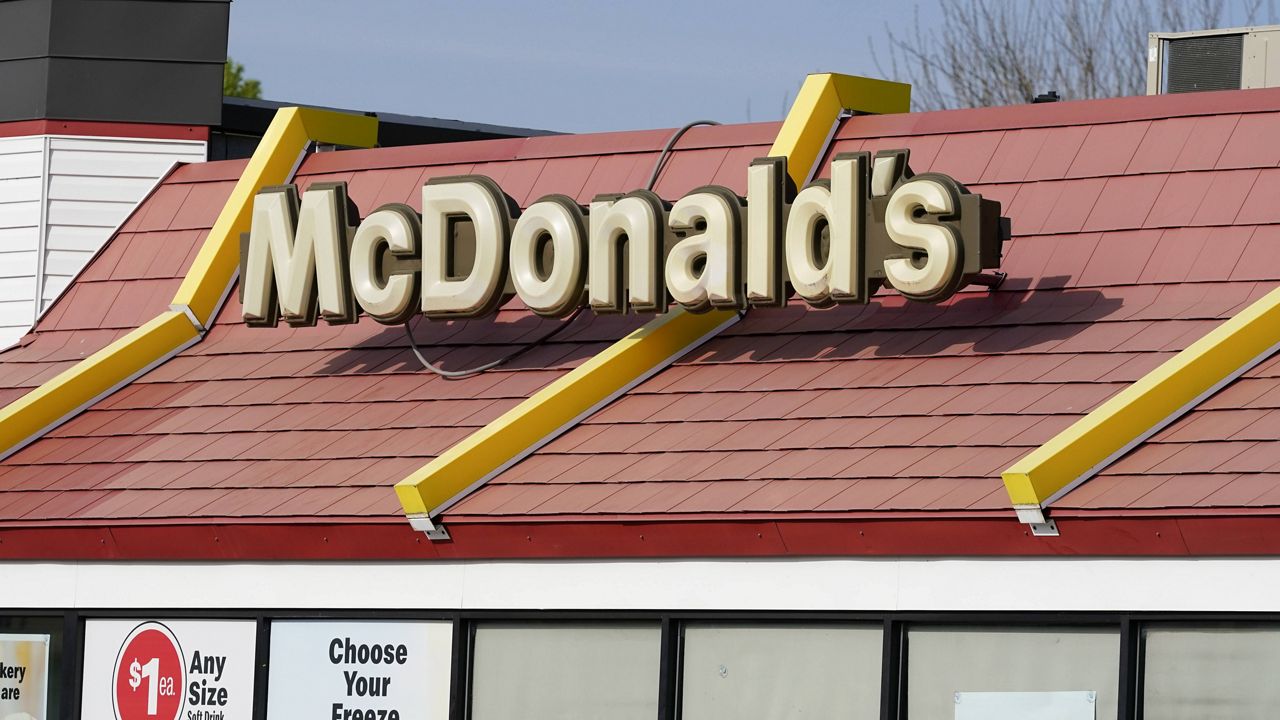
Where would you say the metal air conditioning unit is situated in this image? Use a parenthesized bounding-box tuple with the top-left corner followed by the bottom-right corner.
(1148, 25, 1280, 94)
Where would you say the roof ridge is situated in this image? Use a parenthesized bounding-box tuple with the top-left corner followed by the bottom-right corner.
(838, 86, 1280, 139)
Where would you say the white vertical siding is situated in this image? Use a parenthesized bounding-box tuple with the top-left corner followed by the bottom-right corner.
(0, 134, 206, 349)
(39, 136, 206, 312)
(0, 137, 45, 349)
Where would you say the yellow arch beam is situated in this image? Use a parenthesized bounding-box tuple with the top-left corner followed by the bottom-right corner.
(1004, 289, 1280, 524)
(395, 72, 911, 528)
(173, 108, 378, 328)
(0, 107, 377, 460)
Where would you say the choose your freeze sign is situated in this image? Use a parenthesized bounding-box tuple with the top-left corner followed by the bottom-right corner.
(267, 621, 451, 720)
(81, 620, 256, 720)
(0, 633, 48, 720)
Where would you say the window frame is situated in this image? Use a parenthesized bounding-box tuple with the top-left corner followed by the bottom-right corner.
(8, 606, 1280, 720)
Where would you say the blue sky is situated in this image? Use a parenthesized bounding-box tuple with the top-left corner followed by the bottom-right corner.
(227, 1, 933, 132)
(227, 0, 1271, 133)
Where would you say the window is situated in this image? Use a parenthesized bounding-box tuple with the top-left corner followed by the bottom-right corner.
(0, 615, 61, 720)
(681, 623, 882, 719)
(907, 626, 1119, 719)
(470, 623, 660, 720)
(1142, 625, 1280, 719)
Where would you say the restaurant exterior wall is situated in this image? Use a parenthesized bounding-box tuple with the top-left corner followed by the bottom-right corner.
(8, 557, 1280, 720)
(4, 65, 1280, 719)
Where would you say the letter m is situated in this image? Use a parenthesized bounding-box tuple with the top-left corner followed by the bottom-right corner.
(241, 182, 357, 327)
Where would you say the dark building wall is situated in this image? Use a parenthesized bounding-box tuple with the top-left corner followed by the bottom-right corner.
(0, 0, 53, 58)
(0, 58, 50, 120)
(0, 0, 229, 125)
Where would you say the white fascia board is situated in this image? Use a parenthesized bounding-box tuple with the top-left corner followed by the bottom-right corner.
(4, 557, 1280, 612)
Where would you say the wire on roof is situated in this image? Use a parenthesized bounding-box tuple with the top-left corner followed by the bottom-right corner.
(404, 308, 584, 379)
(644, 120, 721, 191)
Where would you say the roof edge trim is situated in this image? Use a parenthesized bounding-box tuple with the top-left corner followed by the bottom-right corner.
(0, 107, 377, 461)
(1002, 285, 1280, 522)
(835, 86, 1280, 140)
(3, 514, 1278, 560)
(395, 72, 912, 530)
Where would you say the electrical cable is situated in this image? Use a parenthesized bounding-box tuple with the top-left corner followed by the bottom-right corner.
(644, 120, 721, 191)
(404, 308, 583, 379)
(408, 118, 720, 379)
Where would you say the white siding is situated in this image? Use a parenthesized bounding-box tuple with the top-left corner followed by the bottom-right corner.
(39, 274, 72, 304)
(0, 136, 44, 349)
(40, 136, 205, 312)
(0, 134, 207, 348)
(44, 224, 111, 252)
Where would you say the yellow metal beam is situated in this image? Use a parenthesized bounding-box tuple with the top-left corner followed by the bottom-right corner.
(770, 74, 911, 187)
(395, 310, 740, 515)
(0, 312, 197, 459)
(172, 107, 378, 328)
(0, 107, 377, 460)
(830, 74, 912, 115)
(1003, 286, 1280, 521)
(396, 73, 912, 523)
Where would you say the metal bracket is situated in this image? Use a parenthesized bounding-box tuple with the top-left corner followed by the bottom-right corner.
(1014, 504, 1046, 524)
(1014, 504, 1060, 537)
(967, 271, 1007, 290)
(1029, 519, 1060, 537)
(406, 513, 451, 541)
(169, 303, 207, 334)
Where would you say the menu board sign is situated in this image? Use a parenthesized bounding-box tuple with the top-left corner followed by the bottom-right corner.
(266, 621, 451, 720)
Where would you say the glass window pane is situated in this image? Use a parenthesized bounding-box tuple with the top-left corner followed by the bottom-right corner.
(0, 615, 61, 720)
(1143, 626, 1280, 719)
(471, 623, 660, 720)
(907, 626, 1119, 719)
(681, 623, 881, 720)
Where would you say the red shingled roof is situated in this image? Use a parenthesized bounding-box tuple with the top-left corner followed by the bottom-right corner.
(0, 123, 778, 532)
(4, 90, 1280, 558)
(0, 161, 245, 409)
(1071, 352, 1280, 509)
(443, 89, 1280, 525)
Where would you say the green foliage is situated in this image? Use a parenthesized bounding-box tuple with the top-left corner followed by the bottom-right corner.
(223, 58, 263, 99)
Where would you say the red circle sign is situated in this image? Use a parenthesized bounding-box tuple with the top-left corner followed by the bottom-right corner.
(112, 622, 185, 720)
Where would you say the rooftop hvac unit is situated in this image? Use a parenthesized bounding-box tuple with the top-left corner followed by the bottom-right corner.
(1148, 25, 1280, 94)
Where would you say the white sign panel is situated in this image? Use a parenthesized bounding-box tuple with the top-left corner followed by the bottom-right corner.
(955, 691, 1096, 720)
(0, 633, 48, 720)
(266, 620, 451, 720)
(81, 619, 257, 720)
